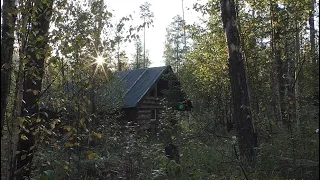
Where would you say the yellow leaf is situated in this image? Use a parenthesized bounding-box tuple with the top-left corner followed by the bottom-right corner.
(33, 90, 39, 95)
(87, 151, 97, 159)
(21, 154, 26, 160)
(63, 125, 72, 131)
(80, 119, 86, 128)
(65, 143, 73, 148)
(93, 132, 102, 139)
(63, 165, 71, 172)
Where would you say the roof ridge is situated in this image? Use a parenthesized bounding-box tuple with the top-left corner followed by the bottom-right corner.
(119, 66, 168, 73)
(134, 66, 169, 106)
(123, 68, 148, 97)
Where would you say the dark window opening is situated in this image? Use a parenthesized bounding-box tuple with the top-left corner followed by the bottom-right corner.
(151, 110, 156, 120)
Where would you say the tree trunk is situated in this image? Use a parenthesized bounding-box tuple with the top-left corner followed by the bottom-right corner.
(8, 54, 24, 180)
(270, 2, 283, 126)
(295, 23, 300, 131)
(118, 40, 122, 71)
(136, 45, 139, 68)
(1, 0, 17, 137)
(91, 1, 103, 113)
(13, 0, 54, 179)
(309, 0, 316, 65)
(7, 2, 32, 179)
(220, 0, 257, 162)
(144, 17, 146, 68)
(309, 0, 319, 104)
(176, 39, 179, 73)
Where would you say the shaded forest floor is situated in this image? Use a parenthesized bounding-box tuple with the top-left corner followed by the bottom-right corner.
(2, 110, 318, 180)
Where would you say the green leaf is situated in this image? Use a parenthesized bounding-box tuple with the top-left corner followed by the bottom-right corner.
(79, 119, 85, 127)
(36, 53, 41, 60)
(63, 125, 72, 131)
(36, 36, 44, 42)
(21, 154, 26, 160)
(21, 134, 28, 140)
(17, 117, 25, 126)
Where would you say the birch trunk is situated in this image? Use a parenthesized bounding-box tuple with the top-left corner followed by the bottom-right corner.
(7, 1, 32, 178)
(1, 0, 17, 137)
(13, 1, 54, 179)
(220, 0, 257, 162)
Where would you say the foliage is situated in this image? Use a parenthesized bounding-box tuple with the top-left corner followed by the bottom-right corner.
(163, 15, 191, 73)
(0, 0, 319, 179)
(131, 37, 151, 69)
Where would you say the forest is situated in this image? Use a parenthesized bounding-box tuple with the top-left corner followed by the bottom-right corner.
(1, 0, 319, 179)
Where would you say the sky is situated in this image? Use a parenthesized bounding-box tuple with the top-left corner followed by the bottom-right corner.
(105, 0, 204, 67)
(2, 0, 317, 67)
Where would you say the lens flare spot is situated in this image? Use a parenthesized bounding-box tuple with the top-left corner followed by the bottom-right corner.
(95, 55, 105, 66)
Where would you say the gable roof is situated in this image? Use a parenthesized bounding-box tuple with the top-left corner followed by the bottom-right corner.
(117, 66, 170, 108)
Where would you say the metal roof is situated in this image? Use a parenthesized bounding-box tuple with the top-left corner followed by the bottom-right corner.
(117, 66, 170, 108)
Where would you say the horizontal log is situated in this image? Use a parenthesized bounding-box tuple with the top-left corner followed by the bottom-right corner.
(140, 100, 160, 105)
(138, 105, 164, 109)
(136, 114, 150, 120)
(144, 96, 160, 101)
(142, 97, 159, 101)
(137, 110, 150, 114)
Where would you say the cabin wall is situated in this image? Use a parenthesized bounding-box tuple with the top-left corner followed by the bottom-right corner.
(120, 70, 179, 133)
(136, 95, 165, 132)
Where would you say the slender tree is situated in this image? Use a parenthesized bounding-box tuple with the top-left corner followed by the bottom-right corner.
(270, 2, 284, 126)
(309, 0, 316, 65)
(132, 37, 144, 69)
(13, 0, 54, 178)
(308, 0, 319, 104)
(295, 22, 300, 131)
(6, 1, 32, 178)
(1, 0, 17, 137)
(139, 2, 154, 68)
(115, 19, 126, 71)
(90, 0, 105, 114)
(220, 0, 257, 161)
(163, 15, 189, 73)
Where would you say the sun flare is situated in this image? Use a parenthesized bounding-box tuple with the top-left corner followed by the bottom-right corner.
(95, 55, 105, 66)
(88, 53, 108, 78)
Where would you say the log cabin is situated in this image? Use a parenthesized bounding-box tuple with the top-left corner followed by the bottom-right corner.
(116, 65, 188, 132)
(40, 65, 190, 133)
